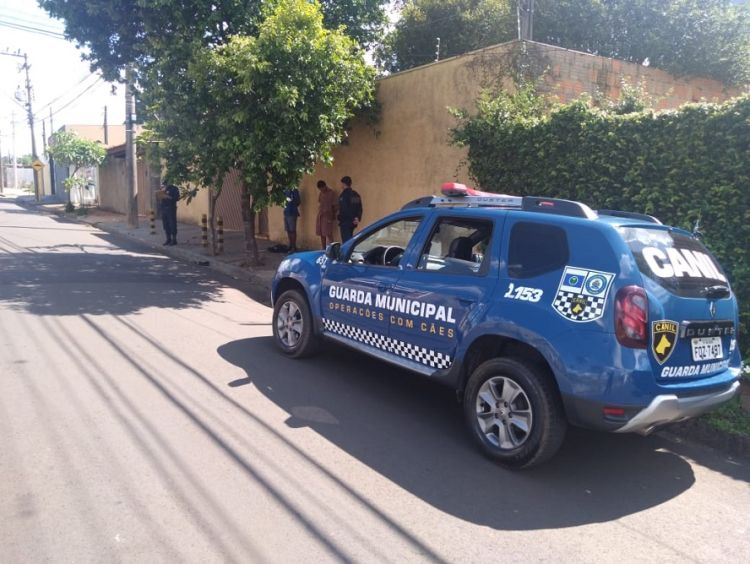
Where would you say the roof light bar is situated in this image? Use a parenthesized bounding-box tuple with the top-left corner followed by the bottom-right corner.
(400, 183, 598, 219)
(438, 182, 523, 208)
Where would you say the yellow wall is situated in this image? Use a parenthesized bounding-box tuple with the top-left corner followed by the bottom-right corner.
(152, 40, 738, 248)
(61, 124, 127, 148)
(268, 40, 739, 249)
(177, 187, 209, 225)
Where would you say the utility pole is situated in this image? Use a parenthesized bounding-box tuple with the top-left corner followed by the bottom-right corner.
(103, 105, 108, 145)
(49, 107, 55, 195)
(20, 53, 40, 201)
(0, 129, 4, 192)
(517, 0, 535, 41)
(125, 66, 138, 227)
(11, 112, 18, 190)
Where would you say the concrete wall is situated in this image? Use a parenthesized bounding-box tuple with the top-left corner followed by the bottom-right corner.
(266, 40, 740, 248)
(177, 188, 210, 225)
(60, 124, 127, 148)
(98, 154, 151, 215)
(109, 41, 739, 247)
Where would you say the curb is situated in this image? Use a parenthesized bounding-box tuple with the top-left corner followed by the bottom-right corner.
(659, 419, 750, 461)
(18, 201, 275, 293)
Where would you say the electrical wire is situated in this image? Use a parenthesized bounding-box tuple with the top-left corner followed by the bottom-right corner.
(34, 77, 103, 124)
(0, 10, 66, 34)
(34, 74, 100, 115)
(0, 19, 66, 39)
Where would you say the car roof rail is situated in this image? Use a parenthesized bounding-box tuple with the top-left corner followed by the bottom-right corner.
(597, 209, 662, 224)
(401, 183, 597, 219)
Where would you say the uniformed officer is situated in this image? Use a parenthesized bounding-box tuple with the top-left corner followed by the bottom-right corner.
(160, 183, 180, 246)
(337, 176, 363, 243)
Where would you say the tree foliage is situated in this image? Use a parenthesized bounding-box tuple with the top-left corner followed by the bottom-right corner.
(535, 0, 750, 85)
(39, 0, 387, 81)
(46, 131, 106, 176)
(377, 0, 516, 73)
(452, 88, 750, 354)
(46, 130, 107, 204)
(191, 0, 375, 205)
(146, 0, 373, 262)
(381, 1, 750, 84)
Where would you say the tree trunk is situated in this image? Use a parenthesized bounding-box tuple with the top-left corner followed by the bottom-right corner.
(240, 186, 262, 266)
(208, 188, 220, 256)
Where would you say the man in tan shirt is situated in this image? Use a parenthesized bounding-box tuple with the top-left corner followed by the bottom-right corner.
(315, 180, 338, 249)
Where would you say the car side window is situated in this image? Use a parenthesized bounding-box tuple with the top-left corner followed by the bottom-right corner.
(417, 217, 493, 276)
(508, 222, 569, 278)
(348, 218, 422, 267)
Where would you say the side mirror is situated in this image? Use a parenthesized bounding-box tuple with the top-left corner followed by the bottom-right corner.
(325, 242, 341, 261)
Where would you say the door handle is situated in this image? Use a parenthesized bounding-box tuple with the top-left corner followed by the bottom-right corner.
(458, 297, 477, 306)
(377, 283, 392, 292)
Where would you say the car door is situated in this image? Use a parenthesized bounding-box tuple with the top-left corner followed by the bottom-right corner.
(320, 214, 425, 355)
(387, 213, 502, 372)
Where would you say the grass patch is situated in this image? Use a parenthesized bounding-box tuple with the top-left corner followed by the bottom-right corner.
(702, 393, 750, 437)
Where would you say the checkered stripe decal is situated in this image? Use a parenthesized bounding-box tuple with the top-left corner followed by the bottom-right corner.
(322, 318, 452, 370)
(553, 291, 606, 322)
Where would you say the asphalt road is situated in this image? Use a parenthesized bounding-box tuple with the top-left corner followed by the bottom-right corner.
(1, 199, 749, 563)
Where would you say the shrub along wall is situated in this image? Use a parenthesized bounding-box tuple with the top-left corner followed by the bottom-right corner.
(452, 91, 750, 357)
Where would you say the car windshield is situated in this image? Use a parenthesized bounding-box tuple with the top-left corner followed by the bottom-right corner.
(619, 226, 729, 298)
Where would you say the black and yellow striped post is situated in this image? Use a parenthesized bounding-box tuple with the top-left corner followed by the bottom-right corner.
(217, 216, 224, 255)
(149, 209, 156, 235)
(201, 214, 208, 248)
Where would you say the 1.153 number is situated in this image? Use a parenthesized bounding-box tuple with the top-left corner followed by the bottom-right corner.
(504, 283, 543, 303)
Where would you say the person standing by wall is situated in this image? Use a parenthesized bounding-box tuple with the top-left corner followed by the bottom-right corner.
(283, 187, 301, 253)
(315, 180, 338, 249)
(159, 183, 180, 246)
(338, 176, 363, 243)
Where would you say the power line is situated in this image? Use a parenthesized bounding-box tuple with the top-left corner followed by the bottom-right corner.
(34, 73, 100, 115)
(36, 77, 103, 123)
(0, 10, 66, 34)
(0, 19, 66, 39)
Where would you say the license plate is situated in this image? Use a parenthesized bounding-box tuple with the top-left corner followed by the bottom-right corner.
(691, 337, 723, 362)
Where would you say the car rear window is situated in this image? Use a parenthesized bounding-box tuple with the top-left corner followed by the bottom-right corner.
(619, 227, 729, 297)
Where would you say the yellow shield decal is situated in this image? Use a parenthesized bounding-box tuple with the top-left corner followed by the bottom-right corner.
(652, 320, 678, 364)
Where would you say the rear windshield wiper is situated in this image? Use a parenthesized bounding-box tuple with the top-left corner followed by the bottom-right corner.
(703, 285, 730, 300)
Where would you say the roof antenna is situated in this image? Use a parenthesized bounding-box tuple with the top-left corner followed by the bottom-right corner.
(692, 215, 703, 239)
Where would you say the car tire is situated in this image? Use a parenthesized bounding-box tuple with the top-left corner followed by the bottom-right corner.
(272, 289, 320, 359)
(463, 357, 567, 469)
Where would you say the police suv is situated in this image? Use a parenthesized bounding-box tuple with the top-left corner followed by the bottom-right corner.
(271, 183, 742, 468)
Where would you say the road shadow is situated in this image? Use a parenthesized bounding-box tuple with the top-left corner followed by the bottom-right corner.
(217, 336, 723, 531)
(0, 245, 222, 316)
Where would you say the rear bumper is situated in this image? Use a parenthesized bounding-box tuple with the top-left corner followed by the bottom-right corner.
(615, 380, 740, 435)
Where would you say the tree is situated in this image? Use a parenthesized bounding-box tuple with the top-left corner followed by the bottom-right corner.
(377, 0, 516, 73)
(534, 0, 750, 85)
(46, 131, 106, 206)
(180, 0, 374, 264)
(41, 0, 386, 253)
(382, 1, 750, 83)
(39, 0, 388, 81)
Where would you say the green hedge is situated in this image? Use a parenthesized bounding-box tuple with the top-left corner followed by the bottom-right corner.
(452, 90, 750, 357)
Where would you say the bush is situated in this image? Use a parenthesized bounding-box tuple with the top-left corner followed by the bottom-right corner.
(452, 89, 750, 356)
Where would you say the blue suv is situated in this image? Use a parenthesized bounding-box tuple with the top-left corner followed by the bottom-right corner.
(271, 184, 742, 468)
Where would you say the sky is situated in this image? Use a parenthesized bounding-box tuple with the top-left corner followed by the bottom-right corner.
(0, 0, 124, 158)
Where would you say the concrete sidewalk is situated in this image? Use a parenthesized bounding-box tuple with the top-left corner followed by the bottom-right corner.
(9, 193, 291, 299)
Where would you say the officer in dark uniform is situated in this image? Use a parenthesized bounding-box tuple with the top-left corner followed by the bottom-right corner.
(337, 176, 363, 243)
(160, 183, 180, 245)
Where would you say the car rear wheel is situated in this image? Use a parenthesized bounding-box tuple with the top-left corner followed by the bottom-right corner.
(273, 289, 319, 358)
(464, 358, 566, 469)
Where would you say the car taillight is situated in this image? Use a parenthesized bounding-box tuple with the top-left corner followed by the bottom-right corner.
(615, 286, 648, 348)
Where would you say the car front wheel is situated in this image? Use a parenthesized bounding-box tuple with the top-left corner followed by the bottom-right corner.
(463, 358, 567, 469)
(272, 289, 319, 358)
